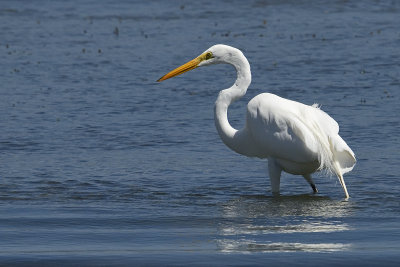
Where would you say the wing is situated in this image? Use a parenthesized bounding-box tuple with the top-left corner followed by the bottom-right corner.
(247, 93, 337, 158)
(246, 93, 318, 161)
(246, 93, 355, 174)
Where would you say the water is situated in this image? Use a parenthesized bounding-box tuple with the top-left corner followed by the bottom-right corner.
(0, 0, 399, 265)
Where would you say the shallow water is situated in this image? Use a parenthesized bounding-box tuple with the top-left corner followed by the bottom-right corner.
(0, 0, 399, 265)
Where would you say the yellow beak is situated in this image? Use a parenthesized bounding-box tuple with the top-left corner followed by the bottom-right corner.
(157, 53, 208, 82)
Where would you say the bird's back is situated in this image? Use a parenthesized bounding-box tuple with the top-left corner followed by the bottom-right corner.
(246, 93, 355, 175)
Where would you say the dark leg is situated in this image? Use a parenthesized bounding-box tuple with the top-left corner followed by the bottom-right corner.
(303, 174, 318, 193)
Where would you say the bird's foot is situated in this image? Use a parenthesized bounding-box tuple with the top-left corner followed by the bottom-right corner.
(311, 184, 318, 193)
(272, 191, 281, 197)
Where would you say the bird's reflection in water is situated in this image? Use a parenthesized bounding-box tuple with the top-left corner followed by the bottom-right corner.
(217, 194, 353, 253)
(218, 240, 351, 253)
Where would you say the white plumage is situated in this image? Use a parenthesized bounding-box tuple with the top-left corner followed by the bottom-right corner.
(158, 44, 356, 198)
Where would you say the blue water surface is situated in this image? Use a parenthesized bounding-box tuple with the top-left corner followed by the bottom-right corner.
(0, 0, 399, 265)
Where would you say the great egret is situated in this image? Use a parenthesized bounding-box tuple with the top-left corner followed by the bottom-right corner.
(157, 44, 356, 198)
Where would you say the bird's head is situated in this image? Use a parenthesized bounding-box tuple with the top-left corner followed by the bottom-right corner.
(157, 44, 243, 82)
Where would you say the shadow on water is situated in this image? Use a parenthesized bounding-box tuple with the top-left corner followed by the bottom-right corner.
(217, 194, 353, 253)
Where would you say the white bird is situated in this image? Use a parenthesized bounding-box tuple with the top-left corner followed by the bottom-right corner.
(157, 44, 356, 198)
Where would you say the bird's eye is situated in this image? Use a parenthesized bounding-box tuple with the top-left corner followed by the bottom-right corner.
(205, 52, 213, 60)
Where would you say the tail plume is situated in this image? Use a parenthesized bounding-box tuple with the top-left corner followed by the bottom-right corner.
(297, 105, 356, 177)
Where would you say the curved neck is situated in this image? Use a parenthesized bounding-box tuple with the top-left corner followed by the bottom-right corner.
(214, 55, 252, 155)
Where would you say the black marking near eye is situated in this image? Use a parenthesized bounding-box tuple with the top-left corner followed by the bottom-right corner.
(205, 52, 213, 60)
